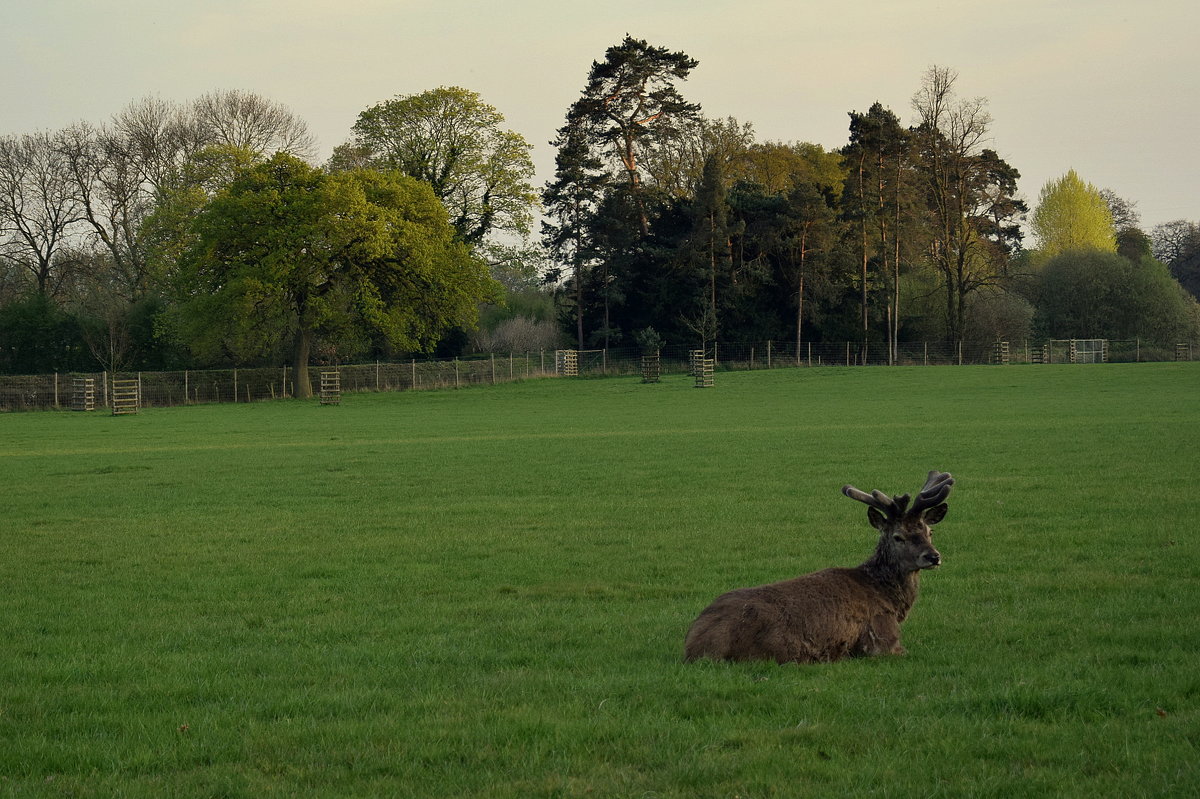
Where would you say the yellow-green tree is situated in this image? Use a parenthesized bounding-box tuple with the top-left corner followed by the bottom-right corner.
(1031, 169, 1116, 256)
(332, 87, 537, 248)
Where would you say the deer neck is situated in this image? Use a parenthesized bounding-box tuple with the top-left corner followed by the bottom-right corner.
(859, 548, 921, 616)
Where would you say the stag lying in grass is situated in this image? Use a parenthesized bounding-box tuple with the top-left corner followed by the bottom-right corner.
(684, 471, 954, 664)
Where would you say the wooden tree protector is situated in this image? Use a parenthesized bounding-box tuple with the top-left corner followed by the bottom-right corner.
(319, 370, 341, 405)
(641, 353, 661, 383)
(695, 354, 714, 388)
(72, 376, 96, 411)
(111, 379, 140, 415)
(555, 350, 578, 377)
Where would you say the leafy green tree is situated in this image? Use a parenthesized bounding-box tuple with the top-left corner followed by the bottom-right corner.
(1030, 169, 1116, 256)
(565, 35, 700, 235)
(175, 153, 497, 397)
(333, 87, 537, 247)
(743, 141, 845, 199)
(640, 115, 755, 199)
(1116, 227, 1153, 263)
(0, 292, 91, 373)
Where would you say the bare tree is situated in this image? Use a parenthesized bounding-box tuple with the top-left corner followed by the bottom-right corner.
(1099, 188, 1140, 232)
(191, 89, 316, 161)
(56, 123, 153, 300)
(1151, 219, 1200, 265)
(112, 95, 203, 194)
(0, 132, 84, 296)
(911, 66, 1024, 346)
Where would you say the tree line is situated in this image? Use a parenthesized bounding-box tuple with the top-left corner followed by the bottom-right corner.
(2, 38, 1199, 385)
(541, 37, 1200, 359)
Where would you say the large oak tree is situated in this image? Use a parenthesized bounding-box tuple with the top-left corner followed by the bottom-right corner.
(175, 153, 497, 397)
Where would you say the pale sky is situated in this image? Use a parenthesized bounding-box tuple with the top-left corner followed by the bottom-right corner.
(3, 0, 1196, 231)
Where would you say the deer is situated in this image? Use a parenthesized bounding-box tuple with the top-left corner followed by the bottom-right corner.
(683, 471, 954, 664)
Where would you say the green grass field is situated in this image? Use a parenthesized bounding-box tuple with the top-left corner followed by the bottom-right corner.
(2, 364, 1198, 797)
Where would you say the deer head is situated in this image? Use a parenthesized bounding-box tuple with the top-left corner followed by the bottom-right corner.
(842, 471, 953, 572)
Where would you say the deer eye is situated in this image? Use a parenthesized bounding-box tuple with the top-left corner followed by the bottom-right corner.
(892, 534, 904, 542)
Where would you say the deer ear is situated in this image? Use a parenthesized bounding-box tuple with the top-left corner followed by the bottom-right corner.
(923, 504, 948, 525)
(867, 507, 888, 531)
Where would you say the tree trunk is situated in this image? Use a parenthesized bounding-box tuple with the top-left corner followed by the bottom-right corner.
(575, 258, 584, 350)
(796, 229, 809, 362)
(622, 134, 650, 237)
(796, 271, 805, 363)
(893, 153, 903, 366)
(860, 217, 869, 364)
(857, 154, 869, 364)
(293, 328, 313, 399)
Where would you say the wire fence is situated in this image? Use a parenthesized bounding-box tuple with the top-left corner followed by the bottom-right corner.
(1, 339, 1195, 412)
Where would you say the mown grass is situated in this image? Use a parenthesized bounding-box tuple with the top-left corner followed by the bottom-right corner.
(1, 364, 1198, 797)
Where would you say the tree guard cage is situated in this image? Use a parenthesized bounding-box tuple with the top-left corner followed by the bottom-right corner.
(555, 350, 578, 376)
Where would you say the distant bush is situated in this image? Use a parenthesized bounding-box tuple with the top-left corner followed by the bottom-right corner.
(1035, 250, 1200, 341)
(470, 315, 564, 353)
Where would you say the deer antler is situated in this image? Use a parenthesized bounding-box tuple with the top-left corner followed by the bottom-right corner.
(842, 485, 903, 519)
(843, 471, 953, 518)
(910, 470, 954, 514)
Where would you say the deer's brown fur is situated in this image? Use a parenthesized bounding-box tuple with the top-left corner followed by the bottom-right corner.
(684, 471, 953, 664)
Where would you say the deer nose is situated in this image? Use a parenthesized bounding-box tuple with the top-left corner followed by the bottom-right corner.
(926, 552, 941, 567)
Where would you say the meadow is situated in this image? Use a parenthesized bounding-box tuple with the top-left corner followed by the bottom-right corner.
(1, 363, 1198, 798)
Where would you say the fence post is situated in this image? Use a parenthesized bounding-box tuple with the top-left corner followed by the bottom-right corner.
(233, 368, 238, 403)
(54, 373, 59, 408)
(103, 371, 109, 408)
(490, 353, 496, 385)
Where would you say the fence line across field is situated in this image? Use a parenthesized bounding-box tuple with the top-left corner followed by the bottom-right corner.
(1, 338, 1196, 412)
